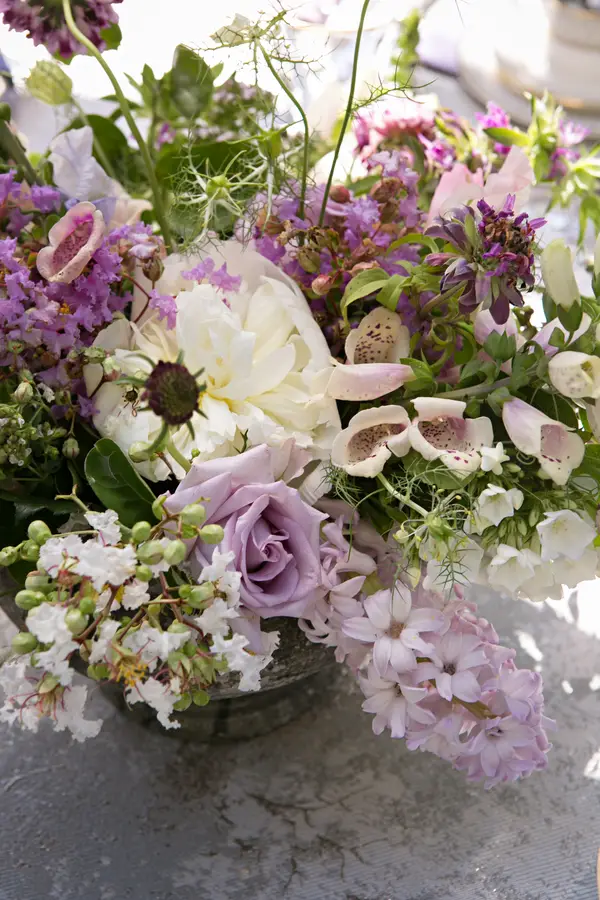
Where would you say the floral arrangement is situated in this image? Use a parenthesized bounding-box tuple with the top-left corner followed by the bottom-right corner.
(0, 0, 599, 790)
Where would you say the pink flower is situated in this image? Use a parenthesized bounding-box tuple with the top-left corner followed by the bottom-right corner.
(426, 146, 533, 225)
(458, 715, 547, 787)
(502, 397, 584, 485)
(318, 307, 414, 401)
(343, 583, 445, 675)
(165, 443, 326, 619)
(36, 201, 105, 284)
(417, 631, 488, 702)
(331, 405, 411, 478)
(359, 664, 435, 739)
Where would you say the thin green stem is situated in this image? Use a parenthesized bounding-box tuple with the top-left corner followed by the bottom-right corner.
(318, 0, 371, 226)
(62, 0, 174, 251)
(259, 45, 309, 219)
(166, 441, 191, 474)
(377, 472, 429, 518)
(71, 97, 117, 180)
(0, 121, 40, 185)
(441, 376, 512, 400)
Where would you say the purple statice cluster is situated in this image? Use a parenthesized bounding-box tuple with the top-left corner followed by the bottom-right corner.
(252, 152, 421, 350)
(301, 517, 552, 789)
(0, 0, 122, 59)
(426, 196, 545, 324)
(0, 178, 157, 413)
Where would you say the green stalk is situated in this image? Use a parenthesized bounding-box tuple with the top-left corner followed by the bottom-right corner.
(166, 441, 191, 474)
(259, 45, 310, 219)
(62, 0, 174, 251)
(377, 472, 429, 518)
(318, 0, 371, 226)
(0, 121, 40, 185)
(441, 376, 512, 400)
(71, 96, 118, 180)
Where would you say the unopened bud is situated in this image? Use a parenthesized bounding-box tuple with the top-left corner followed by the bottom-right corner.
(311, 274, 335, 297)
(15, 589, 45, 610)
(135, 564, 153, 582)
(329, 184, 351, 203)
(163, 539, 187, 566)
(198, 524, 224, 545)
(65, 608, 88, 635)
(137, 540, 165, 565)
(167, 621, 189, 634)
(20, 540, 40, 561)
(0, 546, 18, 566)
(131, 521, 152, 543)
(151, 494, 167, 520)
(11, 632, 38, 655)
(181, 503, 206, 526)
(79, 596, 97, 616)
(129, 441, 153, 463)
(192, 689, 210, 706)
(141, 256, 164, 284)
(13, 381, 33, 404)
(102, 357, 121, 380)
(62, 437, 80, 459)
(188, 583, 215, 608)
(297, 248, 321, 274)
(25, 572, 52, 592)
(38, 673, 60, 694)
(27, 520, 52, 546)
(173, 693, 192, 711)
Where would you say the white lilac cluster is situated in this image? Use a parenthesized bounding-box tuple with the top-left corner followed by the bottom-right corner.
(301, 517, 552, 789)
(0, 509, 278, 740)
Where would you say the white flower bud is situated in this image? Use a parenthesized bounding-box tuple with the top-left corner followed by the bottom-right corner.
(541, 239, 580, 309)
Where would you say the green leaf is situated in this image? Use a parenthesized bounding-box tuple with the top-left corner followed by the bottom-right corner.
(0, 489, 74, 514)
(376, 274, 405, 311)
(387, 232, 439, 254)
(528, 390, 579, 429)
(483, 331, 517, 364)
(101, 23, 122, 51)
(170, 45, 213, 119)
(340, 268, 390, 322)
(348, 174, 381, 197)
(572, 444, 600, 485)
(557, 300, 584, 333)
(510, 351, 539, 391)
(404, 452, 476, 490)
(400, 358, 435, 394)
(84, 439, 158, 528)
(484, 126, 529, 148)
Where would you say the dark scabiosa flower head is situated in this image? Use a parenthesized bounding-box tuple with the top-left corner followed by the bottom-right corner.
(0, 0, 122, 59)
(143, 361, 202, 427)
(426, 196, 545, 324)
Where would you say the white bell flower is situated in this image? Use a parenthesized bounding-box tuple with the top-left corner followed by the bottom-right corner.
(487, 544, 541, 593)
(536, 509, 597, 561)
(480, 442, 510, 475)
(474, 484, 524, 530)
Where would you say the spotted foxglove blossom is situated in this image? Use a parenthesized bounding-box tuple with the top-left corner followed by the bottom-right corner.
(540, 239, 580, 309)
(331, 405, 411, 477)
(36, 202, 105, 284)
(502, 398, 584, 485)
(474, 484, 524, 530)
(417, 632, 487, 702)
(487, 544, 541, 593)
(318, 307, 414, 401)
(126, 677, 181, 730)
(548, 351, 600, 399)
(536, 509, 596, 561)
(85, 242, 340, 480)
(480, 442, 510, 475)
(359, 665, 435, 739)
(343, 584, 445, 675)
(408, 398, 493, 474)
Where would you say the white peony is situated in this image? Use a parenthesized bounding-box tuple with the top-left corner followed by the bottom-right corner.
(85, 242, 340, 480)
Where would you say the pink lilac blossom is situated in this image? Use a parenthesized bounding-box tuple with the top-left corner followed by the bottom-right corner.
(0, 0, 122, 59)
(149, 290, 177, 329)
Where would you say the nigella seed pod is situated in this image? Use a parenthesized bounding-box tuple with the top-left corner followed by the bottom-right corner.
(143, 361, 202, 426)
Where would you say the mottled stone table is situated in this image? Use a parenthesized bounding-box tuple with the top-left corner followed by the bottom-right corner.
(1, 587, 600, 900)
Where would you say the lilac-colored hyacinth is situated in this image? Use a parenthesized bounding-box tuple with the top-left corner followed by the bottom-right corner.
(0, 0, 122, 59)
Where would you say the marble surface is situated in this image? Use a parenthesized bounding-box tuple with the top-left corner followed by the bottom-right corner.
(1, 5, 600, 898)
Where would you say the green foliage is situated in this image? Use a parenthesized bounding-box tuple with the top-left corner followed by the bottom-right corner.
(483, 331, 517, 364)
(340, 268, 391, 322)
(484, 126, 528, 148)
(84, 439, 158, 528)
(170, 45, 214, 119)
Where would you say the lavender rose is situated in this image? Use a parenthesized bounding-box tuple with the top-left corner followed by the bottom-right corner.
(166, 443, 326, 618)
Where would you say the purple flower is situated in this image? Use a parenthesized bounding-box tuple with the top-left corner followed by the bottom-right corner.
(165, 443, 326, 618)
(0, 0, 122, 59)
(417, 631, 488, 702)
(344, 196, 380, 233)
(182, 258, 242, 293)
(29, 185, 61, 213)
(343, 583, 445, 675)
(149, 290, 177, 330)
(155, 122, 176, 150)
(456, 715, 547, 788)
(476, 102, 512, 155)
